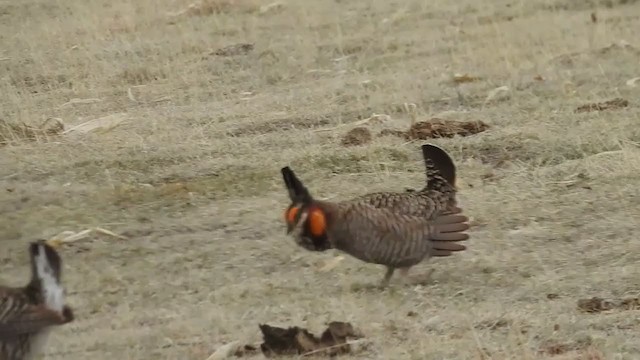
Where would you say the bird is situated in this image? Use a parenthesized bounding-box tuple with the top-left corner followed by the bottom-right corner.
(354, 143, 459, 219)
(0, 240, 74, 360)
(283, 143, 463, 285)
(281, 166, 470, 288)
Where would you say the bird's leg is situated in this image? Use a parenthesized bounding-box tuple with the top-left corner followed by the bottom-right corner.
(379, 266, 395, 288)
(398, 267, 411, 285)
(400, 267, 435, 286)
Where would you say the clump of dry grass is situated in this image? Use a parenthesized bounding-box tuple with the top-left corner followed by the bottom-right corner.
(574, 97, 629, 113)
(0, 118, 64, 146)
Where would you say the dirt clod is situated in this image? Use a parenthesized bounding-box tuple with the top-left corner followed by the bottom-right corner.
(574, 98, 629, 113)
(258, 321, 363, 357)
(577, 296, 640, 313)
(341, 127, 372, 147)
(378, 119, 488, 141)
(406, 119, 489, 140)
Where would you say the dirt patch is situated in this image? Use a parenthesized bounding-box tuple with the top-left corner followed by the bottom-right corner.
(341, 126, 372, 147)
(574, 98, 629, 113)
(379, 118, 489, 141)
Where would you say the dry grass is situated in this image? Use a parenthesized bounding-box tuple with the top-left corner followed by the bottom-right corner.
(1, 0, 640, 358)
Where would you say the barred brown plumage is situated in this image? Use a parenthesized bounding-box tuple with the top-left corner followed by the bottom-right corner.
(0, 241, 74, 360)
(355, 143, 458, 219)
(281, 158, 470, 288)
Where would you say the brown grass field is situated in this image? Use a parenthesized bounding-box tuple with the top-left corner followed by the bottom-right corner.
(2, 0, 640, 358)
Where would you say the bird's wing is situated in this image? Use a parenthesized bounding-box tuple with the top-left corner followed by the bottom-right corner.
(324, 202, 469, 266)
(0, 289, 69, 338)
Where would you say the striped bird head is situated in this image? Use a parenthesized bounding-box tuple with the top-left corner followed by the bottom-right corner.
(281, 167, 332, 251)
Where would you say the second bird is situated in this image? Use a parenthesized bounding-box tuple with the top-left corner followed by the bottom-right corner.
(0, 241, 74, 360)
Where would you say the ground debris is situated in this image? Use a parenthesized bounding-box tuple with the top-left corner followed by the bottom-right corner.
(259, 1, 285, 14)
(0, 117, 64, 146)
(212, 43, 254, 57)
(577, 296, 640, 313)
(453, 73, 482, 84)
(474, 318, 510, 330)
(627, 77, 640, 87)
(537, 336, 603, 358)
(206, 342, 259, 359)
(46, 227, 129, 248)
(378, 129, 408, 138)
(258, 321, 364, 357)
(484, 85, 510, 103)
(58, 98, 102, 108)
(574, 98, 629, 113)
(406, 118, 489, 140)
(378, 118, 488, 141)
(62, 113, 128, 135)
(340, 127, 372, 147)
(167, 0, 257, 20)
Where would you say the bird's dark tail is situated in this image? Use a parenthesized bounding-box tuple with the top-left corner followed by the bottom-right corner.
(419, 144, 457, 193)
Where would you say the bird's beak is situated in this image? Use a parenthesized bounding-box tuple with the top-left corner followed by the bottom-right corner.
(286, 222, 294, 234)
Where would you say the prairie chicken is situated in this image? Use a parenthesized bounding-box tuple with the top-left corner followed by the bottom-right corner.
(355, 143, 458, 219)
(281, 166, 470, 288)
(0, 240, 74, 360)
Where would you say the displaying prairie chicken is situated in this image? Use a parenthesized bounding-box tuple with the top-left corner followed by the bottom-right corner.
(355, 143, 458, 219)
(281, 166, 470, 287)
(0, 240, 74, 360)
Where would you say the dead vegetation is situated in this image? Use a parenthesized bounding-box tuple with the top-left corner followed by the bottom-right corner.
(166, 0, 260, 19)
(574, 98, 630, 113)
(1, 0, 640, 359)
(377, 119, 489, 141)
(0, 118, 64, 146)
(405, 119, 490, 140)
(256, 322, 364, 357)
(453, 73, 482, 84)
(538, 337, 603, 359)
(212, 43, 254, 57)
(577, 296, 640, 313)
